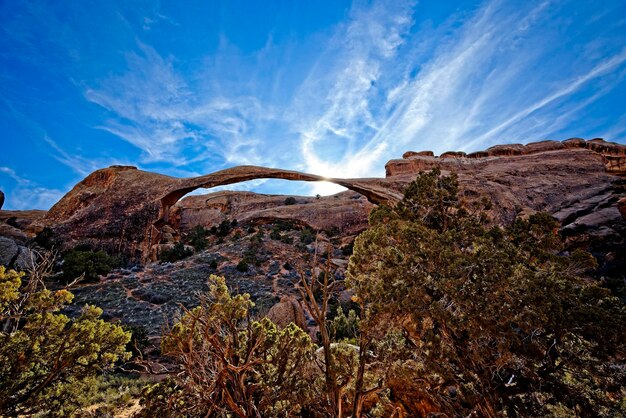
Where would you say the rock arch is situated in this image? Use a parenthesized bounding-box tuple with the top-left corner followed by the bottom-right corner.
(158, 165, 402, 225)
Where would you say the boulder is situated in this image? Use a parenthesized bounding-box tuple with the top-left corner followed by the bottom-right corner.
(486, 143, 526, 156)
(0, 236, 18, 266)
(0, 236, 33, 270)
(617, 197, 626, 221)
(265, 296, 307, 330)
(402, 150, 434, 158)
(440, 151, 467, 159)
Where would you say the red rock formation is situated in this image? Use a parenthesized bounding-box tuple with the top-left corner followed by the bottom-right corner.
(389, 138, 626, 176)
(41, 165, 402, 260)
(173, 190, 373, 236)
(29, 138, 624, 264)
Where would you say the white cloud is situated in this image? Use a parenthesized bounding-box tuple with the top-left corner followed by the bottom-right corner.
(0, 166, 65, 210)
(287, 0, 626, 195)
(80, 0, 626, 199)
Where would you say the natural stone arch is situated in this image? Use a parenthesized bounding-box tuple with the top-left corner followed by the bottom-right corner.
(157, 165, 402, 226)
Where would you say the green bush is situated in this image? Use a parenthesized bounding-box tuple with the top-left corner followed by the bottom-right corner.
(284, 196, 297, 205)
(31, 227, 60, 250)
(270, 227, 282, 241)
(216, 220, 233, 237)
(160, 242, 193, 263)
(0, 266, 131, 416)
(300, 228, 315, 245)
(185, 226, 208, 251)
(236, 260, 249, 272)
(62, 249, 118, 282)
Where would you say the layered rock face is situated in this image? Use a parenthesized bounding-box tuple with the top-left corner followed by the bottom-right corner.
(39, 165, 400, 260)
(172, 190, 373, 236)
(385, 139, 626, 229)
(386, 138, 626, 177)
(386, 138, 626, 278)
(1, 137, 618, 266)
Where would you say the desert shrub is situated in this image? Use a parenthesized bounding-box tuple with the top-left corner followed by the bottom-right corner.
(236, 259, 249, 272)
(300, 227, 315, 245)
(77, 373, 146, 416)
(159, 242, 193, 263)
(326, 226, 340, 237)
(209, 259, 218, 270)
(209, 219, 234, 237)
(330, 306, 360, 342)
(185, 226, 208, 251)
(281, 234, 294, 244)
(31, 227, 60, 250)
(341, 242, 354, 256)
(62, 249, 118, 282)
(123, 324, 149, 359)
(270, 226, 282, 240)
(0, 266, 131, 416)
(140, 276, 319, 416)
(251, 229, 264, 243)
(284, 196, 297, 205)
(274, 219, 294, 231)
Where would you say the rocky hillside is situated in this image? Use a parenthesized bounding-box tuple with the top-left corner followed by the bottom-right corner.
(1, 137, 625, 338)
(172, 190, 373, 236)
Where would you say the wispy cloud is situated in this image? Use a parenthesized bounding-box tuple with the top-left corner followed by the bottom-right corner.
(0, 166, 65, 210)
(55, 0, 626, 200)
(84, 42, 277, 169)
(286, 0, 626, 195)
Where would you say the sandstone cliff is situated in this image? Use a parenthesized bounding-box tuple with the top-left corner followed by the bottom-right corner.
(0, 138, 618, 266)
(172, 190, 373, 236)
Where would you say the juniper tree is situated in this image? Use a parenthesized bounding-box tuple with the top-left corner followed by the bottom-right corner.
(346, 168, 625, 417)
(0, 265, 131, 417)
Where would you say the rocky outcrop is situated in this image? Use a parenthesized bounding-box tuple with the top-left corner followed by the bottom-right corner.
(0, 190, 4, 210)
(265, 296, 307, 330)
(32, 138, 624, 267)
(0, 236, 34, 270)
(385, 138, 626, 279)
(173, 190, 373, 236)
(387, 138, 626, 177)
(41, 165, 402, 260)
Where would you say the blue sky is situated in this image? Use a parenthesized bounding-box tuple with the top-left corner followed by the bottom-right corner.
(1, 0, 626, 209)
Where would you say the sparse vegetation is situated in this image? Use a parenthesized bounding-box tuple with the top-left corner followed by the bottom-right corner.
(159, 242, 193, 262)
(185, 225, 208, 250)
(62, 249, 118, 282)
(0, 265, 131, 416)
(284, 196, 297, 205)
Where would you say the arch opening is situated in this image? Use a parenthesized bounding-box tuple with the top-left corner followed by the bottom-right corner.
(156, 165, 401, 226)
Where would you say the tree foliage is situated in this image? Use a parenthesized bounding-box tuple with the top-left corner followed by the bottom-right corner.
(62, 249, 118, 282)
(140, 275, 319, 417)
(160, 242, 193, 263)
(347, 168, 626, 417)
(0, 265, 131, 416)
